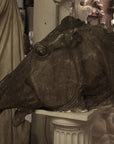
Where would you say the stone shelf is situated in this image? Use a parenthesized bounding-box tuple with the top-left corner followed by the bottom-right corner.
(35, 109, 97, 122)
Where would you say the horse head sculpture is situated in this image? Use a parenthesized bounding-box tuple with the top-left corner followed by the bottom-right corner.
(0, 16, 113, 125)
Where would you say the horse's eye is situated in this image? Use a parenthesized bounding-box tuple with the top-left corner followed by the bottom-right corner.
(37, 47, 48, 56)
(35, 44, 48, 57)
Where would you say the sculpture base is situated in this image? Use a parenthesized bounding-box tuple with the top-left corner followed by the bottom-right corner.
(32, 109, 97, 144)
(52, 118, 90, 144)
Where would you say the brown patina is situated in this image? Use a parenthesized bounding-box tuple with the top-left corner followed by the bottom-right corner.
(0, 16, 113, 125)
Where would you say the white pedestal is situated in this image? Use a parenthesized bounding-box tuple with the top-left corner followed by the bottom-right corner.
(35, 110, 97, 144)
(52, 118, 89, 144)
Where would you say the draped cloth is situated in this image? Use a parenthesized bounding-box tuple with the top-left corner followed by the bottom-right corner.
(0, 0, 30, 144)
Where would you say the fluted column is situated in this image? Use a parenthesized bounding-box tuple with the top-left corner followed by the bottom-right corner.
(52, 118, 91, 144)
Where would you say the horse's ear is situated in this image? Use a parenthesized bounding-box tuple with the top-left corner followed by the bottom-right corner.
(61, 16, 85, 29)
